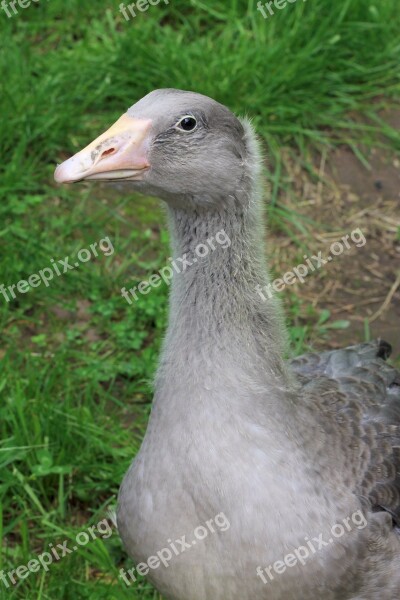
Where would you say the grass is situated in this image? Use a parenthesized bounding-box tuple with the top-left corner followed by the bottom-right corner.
(1, 0, 400, 598)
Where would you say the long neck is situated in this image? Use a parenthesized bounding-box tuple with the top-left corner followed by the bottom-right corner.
(156, 190, 290, 396)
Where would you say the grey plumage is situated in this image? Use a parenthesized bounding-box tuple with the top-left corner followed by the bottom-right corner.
(291, 341, 400, 526)
(55, 89, 400, 599)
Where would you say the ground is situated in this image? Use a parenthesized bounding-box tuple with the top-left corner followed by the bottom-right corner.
(267, 122, 400, 357)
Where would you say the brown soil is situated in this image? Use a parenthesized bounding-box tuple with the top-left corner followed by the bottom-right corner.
(268, 138, 400, 358)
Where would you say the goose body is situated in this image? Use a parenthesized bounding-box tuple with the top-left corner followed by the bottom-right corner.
(55, 89, 400, 599)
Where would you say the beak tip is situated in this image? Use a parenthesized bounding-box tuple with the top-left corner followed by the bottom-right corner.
(54, 161, 77, 184)
(54, 164, 65, 183)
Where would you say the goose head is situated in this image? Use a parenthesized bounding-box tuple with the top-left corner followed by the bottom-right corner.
(54, 89, 251, 208)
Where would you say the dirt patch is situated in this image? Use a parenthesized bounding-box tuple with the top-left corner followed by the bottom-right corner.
(269, 137, 400, 358)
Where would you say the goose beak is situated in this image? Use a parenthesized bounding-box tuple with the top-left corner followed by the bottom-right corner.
(54, 114, 152, 184)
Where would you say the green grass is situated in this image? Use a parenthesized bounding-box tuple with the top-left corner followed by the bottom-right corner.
(1, 0, 400, 598)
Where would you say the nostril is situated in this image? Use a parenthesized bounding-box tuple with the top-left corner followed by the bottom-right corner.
(101, 147, 116, 158)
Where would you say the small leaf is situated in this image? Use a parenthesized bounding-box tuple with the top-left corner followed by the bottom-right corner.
(326, 320, 350, 330)
(37, 449, 53, 468)
(317, 309, 331, 325)
(328, 35, 341, 45)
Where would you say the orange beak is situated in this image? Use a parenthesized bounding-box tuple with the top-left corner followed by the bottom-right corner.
(54, 114, 152, 183)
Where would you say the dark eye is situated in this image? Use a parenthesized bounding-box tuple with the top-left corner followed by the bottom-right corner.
(176, 116, 197, 131)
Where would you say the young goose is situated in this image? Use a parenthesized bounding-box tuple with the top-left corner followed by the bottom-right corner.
(55, 89, 400, 600)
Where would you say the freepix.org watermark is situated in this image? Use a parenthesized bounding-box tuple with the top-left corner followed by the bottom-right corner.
(257, 0, 307, 20)
(121, 229, 231, 304)
(0, 0, 50, 18)
(0, 518, 113, 588)
(119, 0, 169, 21)
(256, 509, 367, 584)
(0, 236, 114, 303)
(119, 512, 231, 586)
(255, 227, 366, 301)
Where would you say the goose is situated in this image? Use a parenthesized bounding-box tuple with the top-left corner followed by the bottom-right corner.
(54, 89, 400, 600)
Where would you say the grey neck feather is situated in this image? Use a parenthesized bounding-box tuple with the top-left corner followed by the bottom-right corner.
(155, 185, 291, 404)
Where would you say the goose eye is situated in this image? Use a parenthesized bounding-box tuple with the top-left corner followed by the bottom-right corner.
(177, 116, 197, 132)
